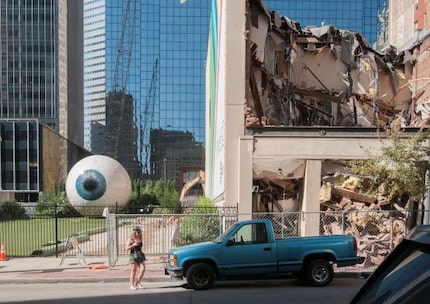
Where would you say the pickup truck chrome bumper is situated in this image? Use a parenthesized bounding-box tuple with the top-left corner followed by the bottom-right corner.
(165, 265, 184, 279)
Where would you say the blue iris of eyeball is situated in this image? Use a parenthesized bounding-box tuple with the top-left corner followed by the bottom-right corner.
(75, 169, 106, 201)
(66, 155, 131, 216)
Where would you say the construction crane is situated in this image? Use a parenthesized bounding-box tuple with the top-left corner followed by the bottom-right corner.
(179, 170, 206, 206)
(140, 58, 159, 175)
(105, 0, 136, 160)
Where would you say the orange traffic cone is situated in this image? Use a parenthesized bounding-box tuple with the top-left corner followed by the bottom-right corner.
(0, 242, 9, 261)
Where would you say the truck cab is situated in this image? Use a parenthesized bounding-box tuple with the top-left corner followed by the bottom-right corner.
(220, 221, 276, 276)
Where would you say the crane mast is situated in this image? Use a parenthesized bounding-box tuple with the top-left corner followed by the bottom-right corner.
(140, 59, 159, 175)
(105, 0, 136, 161)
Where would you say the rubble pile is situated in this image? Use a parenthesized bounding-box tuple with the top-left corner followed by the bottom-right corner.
(319, 174, 407, 266)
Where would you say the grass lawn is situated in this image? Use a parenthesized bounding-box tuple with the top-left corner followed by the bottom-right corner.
(0, 217, 106, 256)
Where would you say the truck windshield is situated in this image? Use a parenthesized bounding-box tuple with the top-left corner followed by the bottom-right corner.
(213, 223, 239, 243)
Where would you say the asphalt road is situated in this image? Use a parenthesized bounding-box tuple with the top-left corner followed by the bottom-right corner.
(0, 278, 365, 304)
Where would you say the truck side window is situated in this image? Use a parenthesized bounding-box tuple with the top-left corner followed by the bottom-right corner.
(234, 223, 268, 245)
(234, 225, 250, 244)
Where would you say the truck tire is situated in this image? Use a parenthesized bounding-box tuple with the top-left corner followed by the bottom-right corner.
(305, 259, 333, 287)
(186, 263, 215, 290)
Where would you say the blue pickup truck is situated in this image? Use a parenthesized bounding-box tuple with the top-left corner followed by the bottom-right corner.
(165, 219, 363, 290)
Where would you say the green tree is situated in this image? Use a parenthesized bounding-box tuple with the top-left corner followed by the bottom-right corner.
(153, 179, 179, 208)
(122, 179, 158, 213)
(140, 179, 180, 213)
(347, 126, 430, 206)
(175, 197, 220, 246)
(143, 179, 154, 194)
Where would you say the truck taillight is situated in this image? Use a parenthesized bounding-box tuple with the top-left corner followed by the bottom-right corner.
(353, 237, 358, 251)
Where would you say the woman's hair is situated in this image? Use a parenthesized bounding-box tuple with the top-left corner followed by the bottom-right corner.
(129, 230, 142, 241)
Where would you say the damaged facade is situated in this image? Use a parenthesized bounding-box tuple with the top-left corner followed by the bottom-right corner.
(245, 0, 422, 214)
(206, 0, 426, 247)
(246, 1, 413, 129)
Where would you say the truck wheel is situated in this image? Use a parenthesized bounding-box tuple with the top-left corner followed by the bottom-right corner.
(305, 259, 333, 287)
(186, 263, 215, 290)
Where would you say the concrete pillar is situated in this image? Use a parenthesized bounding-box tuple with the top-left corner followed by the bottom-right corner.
(238, 136, 254, 220)
(301, 160, 322, 236)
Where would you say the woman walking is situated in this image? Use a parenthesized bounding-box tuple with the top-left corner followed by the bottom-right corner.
(126, 226, 146, 290)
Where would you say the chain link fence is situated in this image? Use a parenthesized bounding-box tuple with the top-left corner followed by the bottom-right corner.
(1, 201, 428, 271)
(251, 210, 412, 268)
(107, 210, 419, 269)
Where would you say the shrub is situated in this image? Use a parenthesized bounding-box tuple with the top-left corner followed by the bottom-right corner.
(0, 201, 29, 220)
(121, 193, 159, 214)
(37, 184, 81, 218)
(175, 197, 220, 246)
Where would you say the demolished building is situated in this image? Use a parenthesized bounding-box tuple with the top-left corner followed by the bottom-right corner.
(205, 0, 424, 245)
(244, 0, 421, 213)
(246, 0, 413, 129)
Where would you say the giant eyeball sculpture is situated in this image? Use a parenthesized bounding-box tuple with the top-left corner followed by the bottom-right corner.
(66, 155, 131, 216)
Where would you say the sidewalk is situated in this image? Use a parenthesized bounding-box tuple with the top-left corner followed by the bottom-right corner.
(0, 255, 168, 284)
(0, 255, 373, 284)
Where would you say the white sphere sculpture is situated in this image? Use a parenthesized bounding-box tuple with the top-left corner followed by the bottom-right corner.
(65, 155, 131, 215)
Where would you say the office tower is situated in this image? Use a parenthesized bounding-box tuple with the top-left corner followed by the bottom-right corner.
(0, 0, 83, 146)
(0, 0, 84, 202)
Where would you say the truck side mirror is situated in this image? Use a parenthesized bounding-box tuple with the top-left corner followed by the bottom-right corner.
(226, 238, 235, 246)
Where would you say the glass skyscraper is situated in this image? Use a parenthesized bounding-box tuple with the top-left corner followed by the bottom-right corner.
(0, 0, 84, 201)
(1, 1, 59, 128)
(265, 0, 387, 47)
(1, 0, 83, 146)
(84, 0, 207, 183)
(84, 0, 386, 184)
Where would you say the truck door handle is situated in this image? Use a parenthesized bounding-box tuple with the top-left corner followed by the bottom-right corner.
(263, 247, 271, 251)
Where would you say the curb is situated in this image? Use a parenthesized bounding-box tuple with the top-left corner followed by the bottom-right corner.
(0, 276, 170, 285)
(0, 271, 370, 285)
(334, 271, 372, 279)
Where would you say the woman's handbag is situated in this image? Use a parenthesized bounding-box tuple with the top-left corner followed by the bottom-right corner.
(133, 250, 145, 263)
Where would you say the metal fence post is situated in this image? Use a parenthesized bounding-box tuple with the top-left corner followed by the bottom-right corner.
(54, 201, 58, 257)
(342, 210, 346, 234)
(390, 217, 394, 251)
(162, 214, 165, 257)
